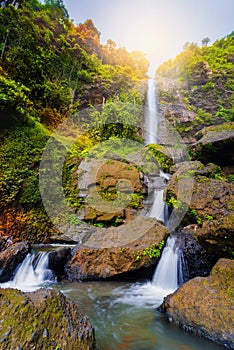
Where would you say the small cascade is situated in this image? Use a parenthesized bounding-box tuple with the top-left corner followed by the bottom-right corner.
(152, 235, 179, 292)
(2, 251, 55, 292)
(115, 235, 185, 308)
(149, 189, 167, 222)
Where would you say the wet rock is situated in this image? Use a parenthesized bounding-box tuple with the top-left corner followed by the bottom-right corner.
(167, 161, 233, 257)
(48, 247, 71, 278)
(0, 287, 98, 350)
(0, 242, 30, 282)
(65, 218, 168, 281)
(176, 232, 213, 280)
(160, 259, 234, 349)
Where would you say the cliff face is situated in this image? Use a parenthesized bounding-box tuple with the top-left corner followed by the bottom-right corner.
(156, 35, 234, 260)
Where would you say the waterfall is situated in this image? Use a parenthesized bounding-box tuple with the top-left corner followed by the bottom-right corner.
(145, 72, 169, 225)
(115, 235, 184, 307)
(145, 78, 158, 144)
(1, 251, 55, 292)
(152, 235, 179, 292)
(149, 190, 168, 222)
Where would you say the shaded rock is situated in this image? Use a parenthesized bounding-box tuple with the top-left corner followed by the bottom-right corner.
(0, 287, 98, 350)
(48, 247, 71, 278)
(160, 259, 234, 349)
(0, 242, 30, 282)
(176, 232, 213, 280)
(65, 218, 168, 281)
(191, 122, 234, 166)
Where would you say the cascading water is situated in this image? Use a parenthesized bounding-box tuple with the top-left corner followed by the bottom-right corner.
(116, 235, 183, 307)
(144, 71, 169, 224)
(114, 70, 185, 307)
(145, 78, 158, 144)
(152, 235, 180, 291)
(1, 251, 55, 292)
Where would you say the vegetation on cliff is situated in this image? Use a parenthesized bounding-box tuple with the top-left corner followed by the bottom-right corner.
(0, 0, 149, 241)
(157, 33, 234, 139)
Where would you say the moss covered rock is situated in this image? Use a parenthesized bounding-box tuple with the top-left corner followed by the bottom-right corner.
(160, 258, 234, 349)
(191, 122, 234, 166)
(65, 218, 167, 281)
(0, 287, 98, 350)
(194, 213, 234, 259)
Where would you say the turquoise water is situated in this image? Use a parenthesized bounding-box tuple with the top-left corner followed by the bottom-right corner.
(56, 281, 224, 350)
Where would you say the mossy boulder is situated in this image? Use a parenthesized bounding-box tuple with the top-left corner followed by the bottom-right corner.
(0, 287, 98, 350)
(191, 122, 234, 166)
(166, 161, 233, 225)
(74, 158, 146, 225)
(194, 213, 234, 259)
(65, 218, 168, 281)
(160, 258, 234, 349)
(166, 161, 233, 257)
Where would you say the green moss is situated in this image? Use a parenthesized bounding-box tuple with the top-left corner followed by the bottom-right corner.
(145, 144, 173, 173)
(187, 208, 203, 225)
(135, 240, 165, 261)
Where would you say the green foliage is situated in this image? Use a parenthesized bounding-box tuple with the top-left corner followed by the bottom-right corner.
(188, 208, 203, 225)
(157, 34, 234, 130)
(0, 0, 148, 130)
(87, 98, 143, 142)
(0, 123, 49, 208)
(146, 144, 173, 173)
(166, 195, 182, 209)
(0, 74, 34, 127)
(135, 240, 165, 261)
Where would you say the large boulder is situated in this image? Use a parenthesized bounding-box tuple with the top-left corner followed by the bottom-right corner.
(194, 213, 234, 259)
(160, 259, 234, 349)
(0, 287, 97, 350)
(166, 161, 233, 225)
(0, 241, 30, 282)
(65, 218, 168, 281)
(166, 161, 233, 257)
(191, 122, 234, 166)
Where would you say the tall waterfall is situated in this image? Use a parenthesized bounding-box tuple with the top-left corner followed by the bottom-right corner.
(145, 78, 158, 144)
(1, 251, 54, 292)
(145, 72, 168, 224)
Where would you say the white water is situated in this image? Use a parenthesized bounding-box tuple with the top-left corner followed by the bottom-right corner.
(152, 235, 179, 291)
(145, 78, 158, 144)
(149, 189, 168, 223)
(145, 75, 169, 224)
(116, 235, 180, 308)
(1, 251, 54, 292)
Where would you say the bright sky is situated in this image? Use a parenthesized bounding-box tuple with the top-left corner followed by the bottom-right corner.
(63, 0, 234, 69)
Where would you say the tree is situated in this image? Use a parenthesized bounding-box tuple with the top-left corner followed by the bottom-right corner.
(201, 37, 211, 46)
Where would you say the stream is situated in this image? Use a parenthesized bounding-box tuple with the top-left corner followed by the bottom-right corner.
(0, 242, 224, 350)
(55, 280, 224, 350)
